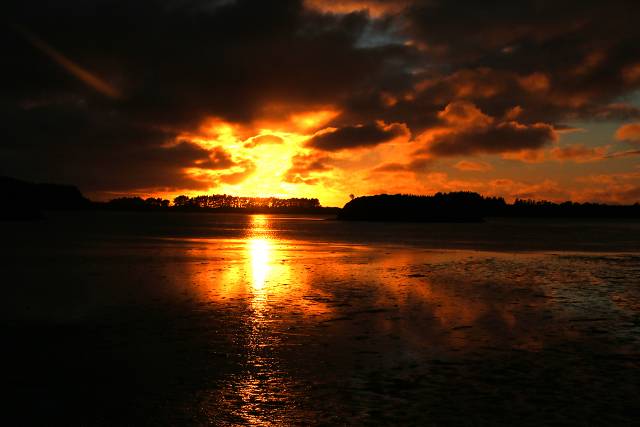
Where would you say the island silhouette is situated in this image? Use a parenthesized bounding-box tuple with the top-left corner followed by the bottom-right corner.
(2, 176, 639, 221)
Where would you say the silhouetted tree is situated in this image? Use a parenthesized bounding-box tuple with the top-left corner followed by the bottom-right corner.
(173, 195, 190, 207)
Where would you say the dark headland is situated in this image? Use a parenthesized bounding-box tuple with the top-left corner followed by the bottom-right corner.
(0, 176, 91, 220)
(2, 176, 639, 221)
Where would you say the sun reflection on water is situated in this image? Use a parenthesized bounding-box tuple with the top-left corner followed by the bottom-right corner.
(229, 215, 298, 425)
(249, 238, 271, 290)
(182, 216, 562, 423)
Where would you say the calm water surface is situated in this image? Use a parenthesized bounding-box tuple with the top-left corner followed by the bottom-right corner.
(3, 213, 640, 425)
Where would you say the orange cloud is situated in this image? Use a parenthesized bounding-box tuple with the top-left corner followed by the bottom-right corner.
(615, 123, 640, 144)
(304, 0, 410, 17)
(288, 109, 341, 132)
(413, 68, 508, 103)
(448, 68, 505, 99)
(622, 63, 640, 84)
(504, 105, 523, 120)
(576, 171, 640, 186)
(517, 72, 550, 93)
(488, 178, 569, 202)
(365, 171, 485, 197)
(454, 160, 493, 172)
(437, 100, 493, 128)
(572, 50, 606, 76)
(502, 149, 546, 163)
(503, 144, 608, 164)
(244, 134, 284, 148)
(548, 144, 608, 163)
(197, 106, 340, 138)
(605, 150, 640, 159)
(574, 171, 640, 204)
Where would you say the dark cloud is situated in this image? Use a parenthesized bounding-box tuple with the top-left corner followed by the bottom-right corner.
(592, 103, 640, 121)
(284, 153, 332, 184)
(402, 0, 640, 121)
(326, 0, 640, 133)
(372, 157, 431, 173)
(1, 0, 414, 194)
(416, 101, 557, 157)
(428, 121, 556, 156)
(0, 101, 239, 193)
(2, 0, 640, 195)
(195, 146, 237, 169)
(307, 121, 409, 151)
(3, 0, 412, 126)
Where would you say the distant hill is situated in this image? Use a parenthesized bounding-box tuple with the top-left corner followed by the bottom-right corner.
(338, 193, 640, 222)
(0, 176, 90, 220)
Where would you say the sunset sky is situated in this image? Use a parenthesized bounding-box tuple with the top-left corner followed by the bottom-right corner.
(3, 0, 640, 206)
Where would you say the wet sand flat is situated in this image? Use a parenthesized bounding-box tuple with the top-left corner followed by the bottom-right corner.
(2, 213, 640, 425)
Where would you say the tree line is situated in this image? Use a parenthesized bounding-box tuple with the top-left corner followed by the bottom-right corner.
(172, 194, 320, 209)
(99, 194, 325, 212)
(3, 175, 639, 220)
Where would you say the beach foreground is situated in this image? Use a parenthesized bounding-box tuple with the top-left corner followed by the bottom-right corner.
(3, 213, 640, 425)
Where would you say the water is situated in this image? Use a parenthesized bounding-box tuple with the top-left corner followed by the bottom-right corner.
(3, 213, 640, 425)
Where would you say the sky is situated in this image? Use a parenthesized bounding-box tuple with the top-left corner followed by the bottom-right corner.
(2, 0, 640, 207)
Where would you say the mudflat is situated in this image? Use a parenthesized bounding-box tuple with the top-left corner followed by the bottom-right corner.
(3, 213, 639, 425)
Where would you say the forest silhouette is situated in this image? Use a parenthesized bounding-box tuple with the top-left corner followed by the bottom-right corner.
(100, 194, 329, 213)
(1, 176, 639, 221)
(338, 193, 640, 221)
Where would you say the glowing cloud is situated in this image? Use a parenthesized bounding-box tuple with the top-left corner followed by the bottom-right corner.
(454, 160, 493, 172)
(615, 123, 640, 144)
(304, 0, 410, 17)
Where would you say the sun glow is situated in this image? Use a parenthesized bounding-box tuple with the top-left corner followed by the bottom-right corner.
(248, 215, 272, 290)
(176, 112, 347, 205)
(249, 238, 270, 290)
(234, 130, 306, 197)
